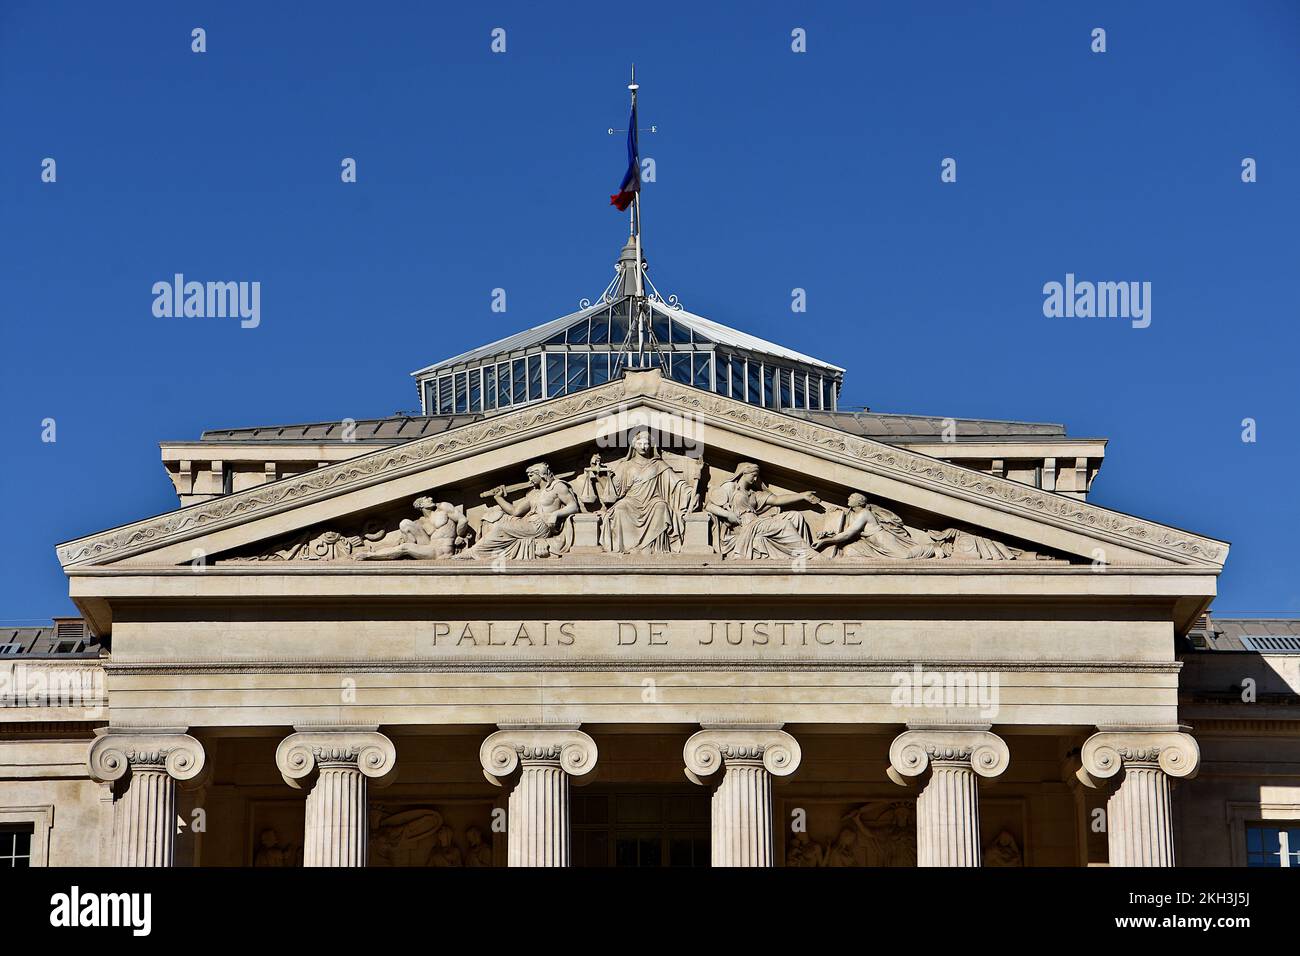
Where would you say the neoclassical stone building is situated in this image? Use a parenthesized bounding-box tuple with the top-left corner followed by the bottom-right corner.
(2, 240, 1298, 868)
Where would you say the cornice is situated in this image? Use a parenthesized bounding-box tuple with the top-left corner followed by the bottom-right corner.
(648, 381, 1226, 567)
(56, 371, 1227, 570)
(100, 657, 1184, 675)
(57, 380, 630, 568)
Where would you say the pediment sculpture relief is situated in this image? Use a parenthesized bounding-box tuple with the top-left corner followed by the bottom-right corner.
(455, 461, 579, 560)
(356, 499, 470, 560)
(237, 434, 1053, 564)
(575, 427, 701, 554)
(814, 492, 1035, 561)
(705, 461, 821, 560)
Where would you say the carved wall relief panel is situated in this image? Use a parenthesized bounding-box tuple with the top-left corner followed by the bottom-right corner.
(368, 802, 498, 867)
(780, 797, 1028, 867)
(784, 800, 919, 867)
(248, 801, 306, 867)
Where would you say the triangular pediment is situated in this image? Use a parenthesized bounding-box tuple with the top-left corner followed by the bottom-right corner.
(56, 370, 1227, 571)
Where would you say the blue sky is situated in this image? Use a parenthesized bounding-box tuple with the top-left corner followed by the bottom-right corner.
(1, 1, 1297, 619)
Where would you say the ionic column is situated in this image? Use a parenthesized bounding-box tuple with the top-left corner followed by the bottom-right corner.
(276, 728, 397, 867)
(887, 725, 1010, 867)
(1077, 728, 1199, 867)
(87, 729, 206, 867)
(683, 725, 802, 867)
(479, 725, 598, 867)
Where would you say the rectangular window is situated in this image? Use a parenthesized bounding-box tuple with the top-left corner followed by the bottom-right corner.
(591, 353, 610, 386)
(498, 362, 511, 408)
(778, 368, 792, 409)
(468, 368, 481, 413)
(513, 359, 527, 404)
(423, 380, 436, 414)
(793, 371, 806, 409)
(568, 319, 589, 345)
(746, 361, 761, 404)
(527, 356, 541, 401)
(568, 353, 589, 392)
(1247, 824, 1300, 867)
(809, 375, 821, 410)
(671, 319, 692, 345)
(731, 356, 745, 401)
(652, 312, 670, 345)
(590, 312, 610, 344)
(693, 353, 711, 389)
(547, 354, 566, 397)
(438, 376, 452, 414)
(713, 354, 729, 395)
(454, 372, 468, 413)
(671, 353, 692, 384)
(822, 378, 834, 411)
(482, 365, 496, 411)
(763, 365, 776, 408)
(610, 307, 628, 346)
(0, 825, 32, 868)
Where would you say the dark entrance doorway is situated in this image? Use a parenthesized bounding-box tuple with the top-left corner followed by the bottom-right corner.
(571, 787, 710, 867)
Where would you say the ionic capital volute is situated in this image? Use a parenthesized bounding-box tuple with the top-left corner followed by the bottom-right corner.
(1077, 728, 1200, 788)
(887, 725, 1009, 787)
(87, 728, 207, 786)
(683, 725, 802, 785)
(275, 727, 397, 790)
(479, 725, 599, 786)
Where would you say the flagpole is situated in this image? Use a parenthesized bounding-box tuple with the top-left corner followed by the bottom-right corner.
(629, 64, 643, 299)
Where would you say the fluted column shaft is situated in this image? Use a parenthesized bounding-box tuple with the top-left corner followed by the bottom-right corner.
(112, 764, 177, 867)
(480, 726, 598, 868)
(87, 730, 206, 868)
(304, 762, 369, 867)
(683, 726, 801, 868)
(276, 728, 397, 868)
(916, 762, 981, 866)
(712, 759, 775, 866)
(1078, 729, 1198, 868)
(508, 763, 570, 867)
(1107, 763, 1173, 867)
(888, 726, 1009, 868)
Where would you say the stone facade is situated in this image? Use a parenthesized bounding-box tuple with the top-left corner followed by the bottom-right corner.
(1, 363, 1295, 868)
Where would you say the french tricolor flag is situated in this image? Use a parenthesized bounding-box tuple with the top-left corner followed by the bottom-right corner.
(609, 102, 640, 211)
